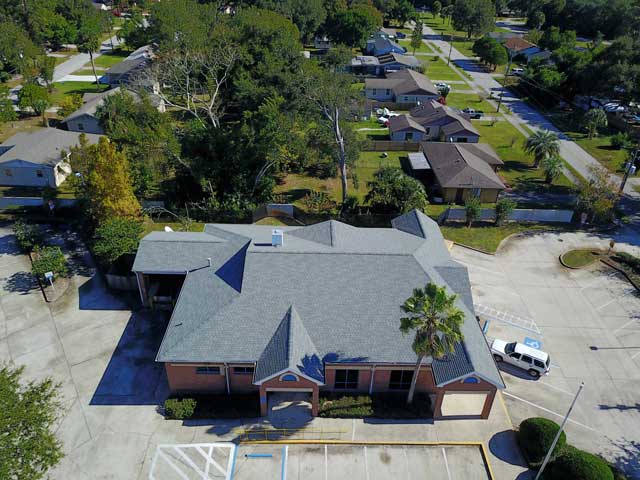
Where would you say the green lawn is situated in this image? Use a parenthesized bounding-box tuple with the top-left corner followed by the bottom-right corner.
(473, 121, 574, 194)
(274, 151, 407, 205)
(421, 56, 465, 81)
(142, 220, 205, 236)
(560, 249, 606, 268)
(0, 184, 75, 199)
(445, 92, 496, 113)
(450, 39, 475, 58)
(91, 48, 129, 69)
(71, 69, 103, 76)
(397, 39, 434, 54)
(50, 82, 109, 106)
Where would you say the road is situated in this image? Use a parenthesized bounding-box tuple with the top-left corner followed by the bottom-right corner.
(52, 34, 121, 82)
(421, 24, 640, 198)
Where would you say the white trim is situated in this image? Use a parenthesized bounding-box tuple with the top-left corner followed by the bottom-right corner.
(265, 388, 313, 393)
(436, 371, 501, 389)
(253, 368, 323, 386)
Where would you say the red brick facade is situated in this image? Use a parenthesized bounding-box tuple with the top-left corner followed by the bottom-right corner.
(258, 373, 320, 416)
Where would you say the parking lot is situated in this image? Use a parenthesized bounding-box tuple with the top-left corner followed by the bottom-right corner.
(149, 443, 493, 480)
(452, 231, 640, 478)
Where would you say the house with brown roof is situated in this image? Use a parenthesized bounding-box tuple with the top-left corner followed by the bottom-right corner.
(410, 142, 505, 203)
(389, 100, 480, 143)
(502, 37, 542, 63)
(364, 70, 440, 104)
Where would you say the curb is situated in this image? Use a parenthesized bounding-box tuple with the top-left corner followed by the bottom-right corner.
(600, 258, 640, 293)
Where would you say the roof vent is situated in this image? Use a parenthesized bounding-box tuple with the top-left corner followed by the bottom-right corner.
(272, 229, 284, 247)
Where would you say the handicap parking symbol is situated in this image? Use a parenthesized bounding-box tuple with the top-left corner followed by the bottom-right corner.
(524, 337, 542, 350)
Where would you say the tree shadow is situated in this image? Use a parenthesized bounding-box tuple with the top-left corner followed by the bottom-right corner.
(3, 271, 38, 294)
(598, 403, 640, 411)
(489, 429, 528, 467)
(90, 311, 169, 406)
(606, 438, 640, 479)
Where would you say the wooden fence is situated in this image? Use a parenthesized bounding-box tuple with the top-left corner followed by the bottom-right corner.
(364, 140, 420, 152)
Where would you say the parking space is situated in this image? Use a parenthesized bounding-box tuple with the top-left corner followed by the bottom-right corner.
(232, 443, 492, 480)
(452, 232, 640, 478)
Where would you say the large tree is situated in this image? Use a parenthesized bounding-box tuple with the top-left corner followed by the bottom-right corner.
(582, 108, 608, 139)
(524, 129, 560, 168)
(76, 12, 103, 85)
(18, 83, 50, 126)
(0, 364, 64, 480)
(577, 165, 617, 224)
(365, 167, 429, 213)
(69, 136, 141, 224)
(451, 0, 495, 39)
(326, 5, 382, 47)
(0, 84, 17, 129)
(400, 283, 465, 404)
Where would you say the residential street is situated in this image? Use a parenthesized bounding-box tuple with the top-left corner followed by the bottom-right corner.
(421, 24, 640, 198)
(52, 34, 121, 82)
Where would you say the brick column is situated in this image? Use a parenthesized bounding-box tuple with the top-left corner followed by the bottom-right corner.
(480, 389, 497, 419)
(433, 390, 444, 419)
(311, 387, 319, 417)
(259, 386, 268, 416)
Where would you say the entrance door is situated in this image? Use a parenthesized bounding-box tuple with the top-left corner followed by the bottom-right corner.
(455, 188, 465, 204)
(267, 391, 312, 428)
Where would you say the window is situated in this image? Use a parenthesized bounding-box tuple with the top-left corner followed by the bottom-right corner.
(385, 89, 390, 95)
(196, 366, 220, 375)
(509, 353, 521, 360)
(372, 89, 377, 95)
(403, 96, 409, 101)
(521, 355, 533, 365)
(406, 132, 413, 141)
(3, 169, 12, 177)
(463, 377, 479, 384)
(334, 369, 359, 389)
(233, 366, 254, 375)
(456, 137, 468, 143)
(389, 370, 413, 390)
(533, 359, 545, 369)
(36, 170, 44, 178)
(280, 374, 298, 382)
(471, 188, 481, 198)
(504, 343, 516, 354)
(77, 122, 84, 131)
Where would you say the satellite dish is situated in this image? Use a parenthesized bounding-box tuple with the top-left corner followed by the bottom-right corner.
(164, 226, 174, 232)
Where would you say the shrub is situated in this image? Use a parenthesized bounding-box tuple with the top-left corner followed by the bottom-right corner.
(610, 132, 630, 150)
(319, 395, 373, 418)
(613, 252, 640, 273)
(517, 417, 566, 467)
(31, 246, 68, 282)
(495, 198, 516, 226)
(164, 398, 197, 420)
(301, 190, 337, 214)
(319, 393, 432, 419)
(548, 445, 614, 480)
(13, 220, 43, 252)
(57, 93, 83, 118)
(93, 217, 143, 269)
(464, 196, 481, 227)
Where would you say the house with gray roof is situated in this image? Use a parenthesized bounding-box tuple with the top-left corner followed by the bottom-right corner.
(103, 44, 154, 87)
(62, 87, 121, 134)
(416, 142, 505, 203)
(389, 99, 480, 143)
(0, 128, 102, 187)
(133, 211, 504, 418)
(365, 37, 406, 56)
(365, 70, 440, 104)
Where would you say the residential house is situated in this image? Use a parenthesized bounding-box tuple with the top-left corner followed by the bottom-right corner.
(62, 87, 121, 134)
(0, 128, 102, 187)
(132, 211, 505, 419)
(350, 53, 421, 75)
(364, 70, 440, 104)
(372, 27, 397, 39)
(412, 142, 505, 203)
(365, 37, 405, 56)
(389, 100, 480, 143)
(103, 44, 154, 87)
(503, 37, 542, 63)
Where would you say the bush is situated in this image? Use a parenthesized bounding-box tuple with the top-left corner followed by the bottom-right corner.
(495, 198, 516, 226)
(164, 398, 197, 420)
(464, 196, 481, 227)
(517, 417, 566, 467)
(31, 246, 68, 282)
(13, 220, 43, 252)
(610, 132, 630, 150)
(301, 190, 338, 214)
(548, 445, 614, 480)
(613, 252, 640, 273)
(319, 395, 373, 418)
(319, 393, 432, 419)
(93, 217, 143, 269)
(165, 394, 259, 419)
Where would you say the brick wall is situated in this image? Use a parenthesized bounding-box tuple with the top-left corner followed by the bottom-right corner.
(323, 365, 437, 394)
(165, 364, 226, 394)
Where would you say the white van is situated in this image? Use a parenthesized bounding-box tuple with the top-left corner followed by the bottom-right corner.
(490, 339, 550, 377)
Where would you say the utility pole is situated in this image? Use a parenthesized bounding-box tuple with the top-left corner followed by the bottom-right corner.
(535, 382, 585, 480)
(619, 149, 639, 194)
(496, 50, 513, 113)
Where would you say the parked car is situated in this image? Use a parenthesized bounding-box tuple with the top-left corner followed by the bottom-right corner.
(510, 67, 524, 76)
(490, 339, 550, 377)
(462, 107, 484, 119)
(435, 82, 450, 89)
(377, 116, 390, 126)
(396, 32, 406, 39)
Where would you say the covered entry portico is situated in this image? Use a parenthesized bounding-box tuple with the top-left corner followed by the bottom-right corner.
(257, 372, 321, 417)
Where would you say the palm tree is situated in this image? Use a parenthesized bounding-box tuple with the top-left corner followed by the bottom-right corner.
(400, 283, 465, 404)
(541, 155, 564, 184)
(524, 130, 560, 168)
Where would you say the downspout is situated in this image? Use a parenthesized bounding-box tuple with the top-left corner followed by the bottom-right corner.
(224, 363, 230, 395)
(135, 272, 145, 306)
(369, 365, 376, 395)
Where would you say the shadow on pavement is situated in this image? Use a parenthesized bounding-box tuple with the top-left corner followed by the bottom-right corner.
(3, 271, 39, 294)
(489, 429, 528, 467)
(90, 310, 169, 406)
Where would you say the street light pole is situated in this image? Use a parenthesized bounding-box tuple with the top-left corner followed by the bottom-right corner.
(497, 50, 513, 113)
(534, 382, 585, 480)
(619, 149, 639, 194)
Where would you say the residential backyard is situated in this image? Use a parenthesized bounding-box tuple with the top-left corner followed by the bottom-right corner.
(50, 81, 109, 106)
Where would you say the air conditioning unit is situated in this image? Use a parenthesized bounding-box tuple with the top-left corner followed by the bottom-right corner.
(272, 229, 284, 247)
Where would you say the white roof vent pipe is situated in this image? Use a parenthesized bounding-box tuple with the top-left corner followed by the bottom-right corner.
(272, 229, 284, 247)
(207, 257, 212, 267)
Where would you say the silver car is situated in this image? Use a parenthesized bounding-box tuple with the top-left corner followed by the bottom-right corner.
(491, 339, 550, 378)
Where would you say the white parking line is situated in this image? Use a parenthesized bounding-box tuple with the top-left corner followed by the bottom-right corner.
(403, 448, 410, 480)
(502, 392, 595, 431)
(631, 351, 640, 360)
(441, 448, 452, 480)
(324, 445, 328, 480)
(352, 419, 356, 441)
(364, 446, 370, 480)
(614, 318, 639, 334)
(539, 380, 575, 396)
(595, 297, 618, 311)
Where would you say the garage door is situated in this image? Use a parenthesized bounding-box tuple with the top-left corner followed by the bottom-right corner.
(440, 392, 488, 417)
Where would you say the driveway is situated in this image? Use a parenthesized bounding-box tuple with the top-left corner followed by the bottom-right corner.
(52, 35, 121, 82)
(420, 25, 640, 198)
(0, 224, 529, 479)
(451, 230, 640, 478)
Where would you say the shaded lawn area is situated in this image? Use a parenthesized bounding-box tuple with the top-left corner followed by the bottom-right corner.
(0, 184, 75, 199)
(397, 39, 434, 54)
(473, 121, 574, 194)
(353, 117, 383, 129)
(440, 222, 570, 253)
(445, 92, 495, 113)
(451, 39, 475, 58)
(274, 151, 407, 205)
(50, 81, 110, 106)
(421, 56, 465, 81)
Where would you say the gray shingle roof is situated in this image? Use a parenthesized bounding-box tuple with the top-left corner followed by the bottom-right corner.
(0, 128, 103, 166)
(419, 142, 506, 190)
(365, 70, 438, 97)
(136, 211, 504, 389)
(408, 101, 480, 137)
(62, 87, 122, 123)
(389, 115, 427, 134)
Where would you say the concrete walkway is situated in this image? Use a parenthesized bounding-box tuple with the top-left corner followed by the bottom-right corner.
(420, 25, 640, 198)
(52, 35, 121, 82)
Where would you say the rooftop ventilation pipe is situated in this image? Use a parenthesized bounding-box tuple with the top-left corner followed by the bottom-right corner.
(207, 257, 212, 267)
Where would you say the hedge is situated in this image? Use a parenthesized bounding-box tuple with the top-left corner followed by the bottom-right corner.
(319, 393, 432, 419)
(13, 220, 42, 252)
(548, 445, 614, 480)
(164, 398, 196, 420)
(517, 417, 566, 467)
(164, 394, 260, 419)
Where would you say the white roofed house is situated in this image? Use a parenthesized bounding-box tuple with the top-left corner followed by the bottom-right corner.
(0, 129, 102, 188)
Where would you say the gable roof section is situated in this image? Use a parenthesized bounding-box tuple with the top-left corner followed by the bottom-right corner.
(0, 128, 103, 166)
(62, 87, 122, 123)
(388, 69, 439, 96)
(255, 306, 324, 384)
(421, 142, 505, 189)
(139, 212, 504, 390)
(389, 115, 427, 134)
(504, 37, 535, 52)
(378, 53, 421, 68)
